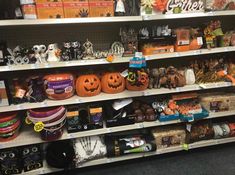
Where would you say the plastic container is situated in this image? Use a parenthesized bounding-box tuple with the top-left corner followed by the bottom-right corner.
(179, 108, 209, 122)
(159, 113, 180, 122)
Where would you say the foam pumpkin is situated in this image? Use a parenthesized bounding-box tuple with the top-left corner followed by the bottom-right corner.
(101, 72, 125, 94)
(76, 74, 101, 97)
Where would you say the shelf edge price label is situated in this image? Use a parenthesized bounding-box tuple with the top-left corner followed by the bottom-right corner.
(34, 121, 44, 132)
(182, 143, 189, 151)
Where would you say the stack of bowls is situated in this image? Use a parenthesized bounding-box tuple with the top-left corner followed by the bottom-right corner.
(27, 106, 66, 141)
(0, 112, 21, 142)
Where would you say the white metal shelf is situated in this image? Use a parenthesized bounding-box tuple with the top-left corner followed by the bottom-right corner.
(0, 16, 142, 27)
(1, 47, 235, 73)
(0, 11, 235, 27)
(143, 10, 235, 21)
(21, 136, 235, 175)
(0, 83, 233, 113)
(1, 109, 235, 150)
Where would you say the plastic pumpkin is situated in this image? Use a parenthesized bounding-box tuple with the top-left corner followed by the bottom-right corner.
(101, 72, 125, 94)
(76, 74, 101, 97)
(126, 71, 149, 91)
(189, 39, 202, 50)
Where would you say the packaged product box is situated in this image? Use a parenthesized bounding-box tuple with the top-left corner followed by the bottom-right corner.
(199, 93, 235, 112)
(0, 80, 9, 107)
(152, 126, 186, 149)
(63, 0, 89, 18)
(21, 4, 37, 19)
(35, 0, 64, 19)
(89, 0, 114, 17)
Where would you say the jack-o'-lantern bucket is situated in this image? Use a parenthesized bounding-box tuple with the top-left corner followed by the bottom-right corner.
(76, 74, 101, 97)
(101, 72, 125, 94)
(27, 106, 66, 141)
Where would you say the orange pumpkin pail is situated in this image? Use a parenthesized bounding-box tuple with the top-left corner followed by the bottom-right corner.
(76, 74, 101, 97)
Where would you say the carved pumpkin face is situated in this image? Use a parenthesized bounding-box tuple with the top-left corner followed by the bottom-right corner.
(76, 74, 101, 97)
(101, 72, 125, 94)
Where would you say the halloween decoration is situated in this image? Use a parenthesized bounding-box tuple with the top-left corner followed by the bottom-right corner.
(189, 28, 203, 50)
(0, 148, 22, 175)
(187, 121, 214, 143)
(74, 136, 107, 166)
(105, 133, 156, 157)
(115, 0, 140, 16)
(67, 105, 103, 133)
(148, 68, 160, 89)
(152, 126, 186, 149)
(44, 73, 75, 100)
(26, 76, 46, 103)
(22, 144, 43, 172)
(175, 28, 190, 52)
(141, 0, 155, 14)
(111, 42, 125, 57)
(76, 74, 101, 97)
(120, 27, 138, 56)
(132, 101, 156, 122)
(83, 39, 95, 59)
(71, 41, 83, 60)
(206, 0, 235, 11)
(126, 69, 149, 91)
(213, 123, 230, 139)
(185, 68, 196, 85)
(0, 112, 20, 142)
(61, 42, 72, 61)
(104, 98, 135, 127)
(46, 43, 61, 62)
(101, 72, 125, 94)
(27, 106, 66, 141)
(46, 140, 75, 169)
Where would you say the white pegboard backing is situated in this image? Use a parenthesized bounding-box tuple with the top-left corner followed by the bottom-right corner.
(0, 22, 141, 50)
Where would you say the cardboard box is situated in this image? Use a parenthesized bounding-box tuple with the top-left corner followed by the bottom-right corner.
(89, 0, 114, 17)
(63, 0, 89, 18)
(0, 80, 9, 107)
(35, 0, 64, 19)
(22, 4, 37, 19)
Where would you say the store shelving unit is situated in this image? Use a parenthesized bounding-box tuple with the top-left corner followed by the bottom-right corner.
(1, 7, 235, 175)
(1, 46, 235, 72)
(2, 109, 235, 150)
(0, 82, 232, 113)
(22, 136, 235, 175)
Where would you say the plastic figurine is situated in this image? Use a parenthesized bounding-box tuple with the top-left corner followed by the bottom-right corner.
(61, 42, 72, 61)
(83, 39, 95, 59)
(111, 41, 125, 57)
(33, 45, 42, 63)
(71, 41, 83, 60)
(115, 0, 126, 16)
(39, 45, 47, 63)
(46, 43, 61, 62)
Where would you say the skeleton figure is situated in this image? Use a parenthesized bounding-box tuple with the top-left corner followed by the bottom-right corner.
(32, 45, 42, 63)
(83, 39, 95, 59)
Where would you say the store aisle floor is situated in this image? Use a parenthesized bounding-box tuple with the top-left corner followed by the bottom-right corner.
(55, 143, 235, 175)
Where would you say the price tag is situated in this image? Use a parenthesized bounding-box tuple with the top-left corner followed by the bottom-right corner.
(182, 144, 189, 151)
(16, 104, 23, 110)
(224, 47, 229, 52)
(137, 123, 144, 128)
(197, 37, 203, 46)
(25, 117, 32, 125)
(41, 101, 48, 107)
(107, 158, 112, 163)
(186, 124, 192, 132)
(30, 64, 37, 69)
(34, 122, 44, 132)
(175, 52, 181, 57)
(143, 15, 150, 20)
(76, 98, 83, 103)
(143, 91, 150, 96)
(121, 69, 128, 78)
(44, 63, 50, 68)
(176, 87, 181, 92)
(107, 128, 112, 133)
